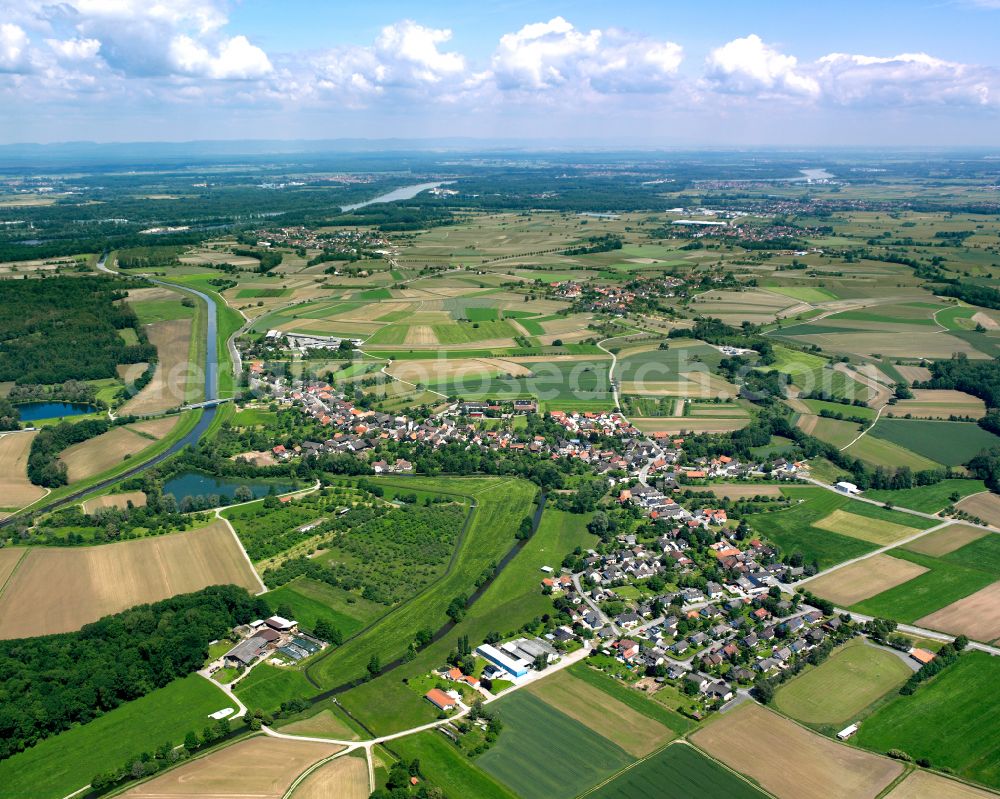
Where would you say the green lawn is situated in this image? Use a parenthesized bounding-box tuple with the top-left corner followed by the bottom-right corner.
(864, 479, 987, 513)
(230, 407, 278, 427)
(773, 641, 912, 727)
(589, 743, 767, 799)
(391, 732, 518, 799)
(869, 419, 1000, 467)
(476, 691, 633, 799)
(851, 549, 996, 622)
(856, 652, 1000, 790)
(0, 676, 233, 799)
(233, 663, 315, 713)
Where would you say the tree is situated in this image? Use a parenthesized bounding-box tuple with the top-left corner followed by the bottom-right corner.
(183, 731, 199, 752)
(533, 654, 548, 672)
(752, 677, 774, 704)
(234, 485, 253, 503)
(367, 653, 381, 678)
(314, 618, 343, 645)
(275, 603, 294, 620)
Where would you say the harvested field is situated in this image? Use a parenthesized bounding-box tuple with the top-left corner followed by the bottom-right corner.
(292, 754, 368, 799)
(814, 509, 922, 545)
(705, 484, 782, 499)
(125, 287, 180, 303)
(117, 361, 149, 381)
(885, 770, 998, 799)
(691, 703, 902, 799)
(82, 491, 148, 514)
(0, 548, 25, 592)
(806, 554, 928, 606)
(787, 331, 986, 360)
(889, 389, 986, 420)
(916, 580, 1000, 643)
(123, 736, 342, 799)
(631, 417, 748, 434)
(972, 312, 999, 331)
(402, 326, 439, 345)
(796, 413, 819, 435)
(905, 524, 991, 556)
(894, 364, 933, 383)
(281, 708, 360, 740)
(120, 319, 196, 415)
(956, 493, 1000, 527)
(59, 426, 153, 482)
(527, 669, 674, 757)
(0, 521, 262, 638)
(128, 416, 180, 439)
(0, 432, 47, 508)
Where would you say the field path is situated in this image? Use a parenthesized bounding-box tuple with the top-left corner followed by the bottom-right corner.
(838, 402, 888, 451)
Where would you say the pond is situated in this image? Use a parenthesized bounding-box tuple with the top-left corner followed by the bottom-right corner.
(17, 401, 100, 421)
(162, 470, 295, 503)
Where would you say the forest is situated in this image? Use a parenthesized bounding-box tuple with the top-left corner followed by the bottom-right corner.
(0, 276, 155, 384)
(0, 584, 268, 762)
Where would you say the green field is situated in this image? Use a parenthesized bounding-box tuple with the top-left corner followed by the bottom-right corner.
(765, 286, 838, 303)
(233, 663, 315, 712)
(864, 479, 988, 513)
(844, 433, 942, 471)
(306, 478, 537, 696)
(230, 407, 278, 427)
(568, 662, 692, 735)
(477, 691, 633, 799)
(773, 641, 912, 726)
(588, 743, 767, 799)
(390, 732, 518, 799)
(615, 342, 722, 382)
(868, 419, 1000, 467)
(851, 548, 997, 622)
(130, 296, 196, 324)
(0, 676, 233, 799)
(262, 578, 382, 637)
(432, 319, 518, 344)
(856, 651, 1000, 790)
(745, 487, 882, 569)
(802, 398, 876, 421)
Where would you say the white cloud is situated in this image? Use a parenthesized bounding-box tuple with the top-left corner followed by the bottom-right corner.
(816, 51, 994, 107)
(706, 34, 819, 97)
(169, 34, 272, 80)
(490, 17, 683, 93)
(46, 37, 101, 61)
(0, 23, 29, 72)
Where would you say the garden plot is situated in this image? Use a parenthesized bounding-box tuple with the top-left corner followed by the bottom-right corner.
(806, 554, 928, 607)
(691, 703, 902, 799)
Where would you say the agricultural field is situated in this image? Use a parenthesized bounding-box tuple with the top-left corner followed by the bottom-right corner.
(120, 318, 198, 414)
(0, 520, 261, 638)
(81, 490, 148, 514)
(856, 652, 1000, 791)
(904, 523, 991, 556)
(0, 431, 47, 512)
(587, 743, 768, 799)
(122, 736, 342, 799)
(843, 432, 942, 472)
(0, 675, 235, 799)
(884, 771, 1000, 799)
(744, 487, 927, 569)
(868, 419, 1000, 467)
(864, 480, 987, 514)
(291, 752, 369, 799)
(476, 690, 633, 799)
(0, 547, 25, 589)
(773, 640, 914, 726)
(705, 483, 783, 499)
(390, 732, 518, 799)
(885, 389, 987, 420)
(956, 492, 1000, 527)
(526, 668, 676, 757)
(277, 704, 362, 741)
(851, 542, 999, 628)
(806, 554, 929, 607)
(262, 578, 382, 638)
(60, 417, 179, 482)
(691, 703, 903, 799)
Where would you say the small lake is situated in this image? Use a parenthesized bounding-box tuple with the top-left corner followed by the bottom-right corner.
(340, 181, 453, 212)
(17, 401, 99, 421)
(163, 470, 294, 502)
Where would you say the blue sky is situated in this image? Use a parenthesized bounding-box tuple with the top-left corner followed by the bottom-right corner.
(1, 0, 998, 145)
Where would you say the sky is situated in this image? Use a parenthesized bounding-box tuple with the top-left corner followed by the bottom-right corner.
(1, 0, 999, 147)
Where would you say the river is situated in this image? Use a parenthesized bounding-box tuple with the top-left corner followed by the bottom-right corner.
(340, 181, 452, 212)
(0, 257, 223, 525)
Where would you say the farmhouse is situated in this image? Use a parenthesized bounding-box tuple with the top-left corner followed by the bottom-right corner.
(224, 636, 269, 668)
(425, 688, 459, 712)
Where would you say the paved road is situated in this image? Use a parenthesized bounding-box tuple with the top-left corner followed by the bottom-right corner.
(572, 573, 620, 636)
